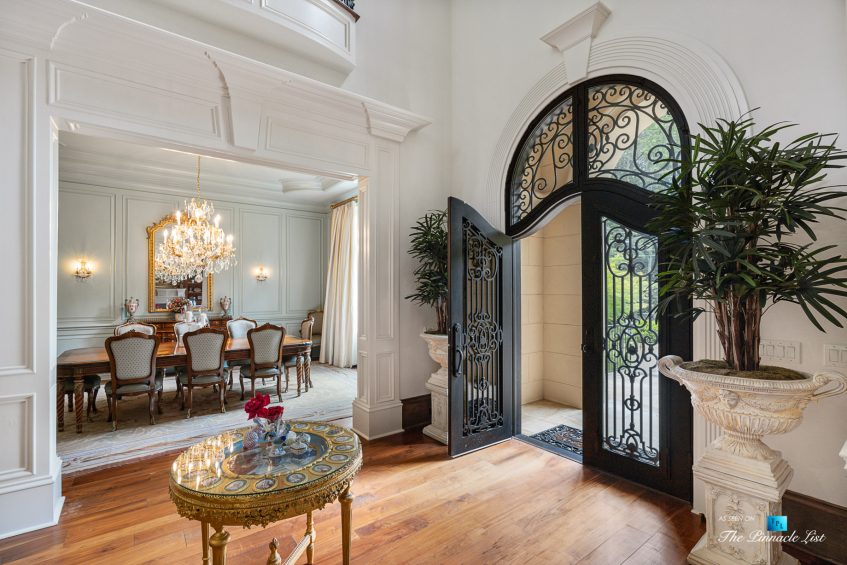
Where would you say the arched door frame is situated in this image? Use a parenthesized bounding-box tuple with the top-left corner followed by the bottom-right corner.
(504, 74, 690, 239)
(491, 30, 749, 512)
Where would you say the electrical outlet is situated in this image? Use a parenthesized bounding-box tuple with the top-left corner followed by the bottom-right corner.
(823, 344, 847, 369)
(759, 339, 801, 365)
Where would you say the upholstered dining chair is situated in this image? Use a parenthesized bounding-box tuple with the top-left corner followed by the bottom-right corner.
(104, 331, 162, 431)
(174, 321, 203, 345)
(283, 315, 314, 396)
(180, 328, 227, 418)
(225, 317, 257, 390)
(241, 323, 286, 402)
(114, 321, 156, 336)
(226, 316, 258, 339)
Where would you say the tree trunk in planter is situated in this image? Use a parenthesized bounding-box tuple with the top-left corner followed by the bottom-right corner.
(713, 292, 762, 371)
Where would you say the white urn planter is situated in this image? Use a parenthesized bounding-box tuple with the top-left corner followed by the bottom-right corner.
(659, 355, 847, 565)
(421, 332, 449, 445)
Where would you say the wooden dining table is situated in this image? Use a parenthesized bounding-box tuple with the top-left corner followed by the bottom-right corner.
(56, 336, 312, 433)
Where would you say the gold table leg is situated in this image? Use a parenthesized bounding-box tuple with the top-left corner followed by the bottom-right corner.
(340, 486, 354, 565)
(201, 521, 210, 565)
(305, 511, 315, 564)
(209, 526, 230, 565)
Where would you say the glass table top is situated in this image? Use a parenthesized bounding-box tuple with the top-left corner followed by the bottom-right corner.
(170, 420, 360, 497)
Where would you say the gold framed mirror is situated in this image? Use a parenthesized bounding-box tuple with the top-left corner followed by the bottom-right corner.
(147, 215, 213, 313)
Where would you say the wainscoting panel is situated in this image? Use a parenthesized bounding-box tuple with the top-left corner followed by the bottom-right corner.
(240, 209, 283, 317)
(58, 189, 116, 324)
(0, 50, 33, 377)
(0, 394, 33, 481)
(286, 215, 325, 317)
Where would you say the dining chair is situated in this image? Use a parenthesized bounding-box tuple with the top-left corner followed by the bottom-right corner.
(114, 321, 156, 336)
(104, 331, 162, 431)
(226, 317, 258, 390)
(226, 316, 257, 339)
(180, 328, 227, 418)
(174, 321, 203, 345)
(284, 315, 314, 396)
(241, 323, 286, 402)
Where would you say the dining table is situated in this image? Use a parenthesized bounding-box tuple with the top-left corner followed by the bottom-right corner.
(56, 336, 312, 433)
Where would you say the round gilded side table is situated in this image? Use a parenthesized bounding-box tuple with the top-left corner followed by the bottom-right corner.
(168, 420, 363, 565)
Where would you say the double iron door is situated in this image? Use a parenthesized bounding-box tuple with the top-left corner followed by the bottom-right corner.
(447, 194, 692, 501)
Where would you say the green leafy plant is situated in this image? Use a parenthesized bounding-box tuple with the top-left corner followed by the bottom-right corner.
(406, 210, 448, 334)
(650, 116, 847, 372)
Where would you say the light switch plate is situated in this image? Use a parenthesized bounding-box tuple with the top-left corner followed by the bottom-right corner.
(759, 339, 801, 365)
(823, 344, 847, 369)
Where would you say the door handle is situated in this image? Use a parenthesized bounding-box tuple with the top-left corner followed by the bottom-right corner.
(581, 343, 593, 354)
(451, 322, 464, 377)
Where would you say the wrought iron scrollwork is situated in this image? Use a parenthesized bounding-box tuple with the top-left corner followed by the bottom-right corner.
(587, 83, 680, 192)
(461, 220, 504, 436)
(510, 97, 574, 223)
(601, 218, 660, 466)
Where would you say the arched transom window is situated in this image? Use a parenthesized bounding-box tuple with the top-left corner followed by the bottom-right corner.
(507, 76, 688, 236)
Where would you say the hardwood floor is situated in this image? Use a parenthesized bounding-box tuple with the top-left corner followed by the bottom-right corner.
(0, 421, 704, 564)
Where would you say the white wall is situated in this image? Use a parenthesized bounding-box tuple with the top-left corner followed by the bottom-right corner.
(341, 0, 452, 399)
(450, 0, 847, 506)
(56, 175, 328, 353)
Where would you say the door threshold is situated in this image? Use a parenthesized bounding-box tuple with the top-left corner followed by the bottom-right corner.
(515, 433, 583, 464)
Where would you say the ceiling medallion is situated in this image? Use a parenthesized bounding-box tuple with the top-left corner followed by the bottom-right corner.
(155, 156, 236, 284)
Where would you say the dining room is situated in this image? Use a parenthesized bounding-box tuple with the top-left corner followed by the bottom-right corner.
(55, 131, 361, 474)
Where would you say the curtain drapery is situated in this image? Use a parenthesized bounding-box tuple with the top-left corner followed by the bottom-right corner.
(320, 200, 359, 368)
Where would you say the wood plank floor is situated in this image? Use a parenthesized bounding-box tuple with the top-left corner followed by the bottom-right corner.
(0, 421, 704, 564)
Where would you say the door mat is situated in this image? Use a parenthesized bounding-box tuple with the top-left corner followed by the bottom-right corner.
(530, 424, 583, 456)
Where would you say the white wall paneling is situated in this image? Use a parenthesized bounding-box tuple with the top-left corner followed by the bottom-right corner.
(0, 0, 429, 539)
(56, 179, 329, 351)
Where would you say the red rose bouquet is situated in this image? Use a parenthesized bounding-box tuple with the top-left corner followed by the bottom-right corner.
(243, 393, 285, 422)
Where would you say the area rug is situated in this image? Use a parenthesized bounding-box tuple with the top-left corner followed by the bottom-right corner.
(58, 363, 356, 474)
(530, 424, 583, 456)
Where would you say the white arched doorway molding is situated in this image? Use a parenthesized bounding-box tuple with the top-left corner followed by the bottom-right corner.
(485, 29, 749, 515)
(0, 0, 429, 538)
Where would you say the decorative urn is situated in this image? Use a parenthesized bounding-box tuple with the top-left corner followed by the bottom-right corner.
(219, 296, 232, 316)
(420, 332, 448, 445)
(124, 297, 139, 322)
(659, 355, 847, 565)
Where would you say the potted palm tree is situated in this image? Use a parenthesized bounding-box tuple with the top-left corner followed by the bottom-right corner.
(653, 117, 847, 565)
(406, 209, 448, 444)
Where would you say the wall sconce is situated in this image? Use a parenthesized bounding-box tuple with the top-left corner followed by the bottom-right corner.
(74, 259, 93, 280)
(256, 266, 269, 282)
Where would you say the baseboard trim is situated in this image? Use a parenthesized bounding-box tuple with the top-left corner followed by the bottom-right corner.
(782, 490, 846, 565)
(401, 394, 431, 430)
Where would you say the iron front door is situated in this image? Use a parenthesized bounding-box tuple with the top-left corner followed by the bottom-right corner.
(581, 190, 693, 500)
(448, 197, 515, 457)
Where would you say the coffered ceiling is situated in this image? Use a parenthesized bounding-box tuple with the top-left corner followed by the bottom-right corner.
(58, 132, 359, 209)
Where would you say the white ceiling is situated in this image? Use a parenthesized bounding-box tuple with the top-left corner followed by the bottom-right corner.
(58, 132, 359, 208)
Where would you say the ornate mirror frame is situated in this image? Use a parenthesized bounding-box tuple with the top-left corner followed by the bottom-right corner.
(146, 215, 214, 313)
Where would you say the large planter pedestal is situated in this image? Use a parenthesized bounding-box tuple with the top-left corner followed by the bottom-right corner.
(659, 356, 847, 565)
(420, 333, 448, 445)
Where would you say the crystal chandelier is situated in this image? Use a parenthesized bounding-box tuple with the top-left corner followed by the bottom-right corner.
(155, 156, 236, 285)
